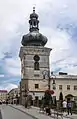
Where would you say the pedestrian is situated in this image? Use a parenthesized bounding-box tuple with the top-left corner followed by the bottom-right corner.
(45, 106, 51, 115)
(6, 99, 8, 105)
(67, 100, 72, 115)
(62, 100, 67, 112)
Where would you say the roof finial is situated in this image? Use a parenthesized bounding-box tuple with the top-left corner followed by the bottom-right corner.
(33, 6, 35, 13)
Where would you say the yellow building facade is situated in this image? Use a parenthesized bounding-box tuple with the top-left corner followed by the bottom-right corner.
(0, 90, 8, 102)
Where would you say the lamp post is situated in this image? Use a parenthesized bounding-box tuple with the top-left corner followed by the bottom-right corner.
(42, 71, 56, 107)
(42, 70, 51, 90)
(42, 70, 53, 114)
(51, 74, 56, 107)
(51, 74, 56, 90)
(42, 70, 56, 89)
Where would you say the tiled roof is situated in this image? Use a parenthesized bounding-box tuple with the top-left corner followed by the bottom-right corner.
(51, 75, 77, 79)
(0, 90, 7, 93)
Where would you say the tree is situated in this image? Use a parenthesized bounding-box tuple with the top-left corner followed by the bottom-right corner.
(43, 90, 52, 107)
(59, 92, 63, 101)
(53, 96, 57, 106)
(59, 92, 63, 107)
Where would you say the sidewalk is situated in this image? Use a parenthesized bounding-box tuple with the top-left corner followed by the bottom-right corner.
(9, 104, 53, 119)
(9, 104, 77, 119)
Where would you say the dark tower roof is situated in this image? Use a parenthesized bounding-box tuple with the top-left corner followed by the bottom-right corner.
(21, 7, 48, 46)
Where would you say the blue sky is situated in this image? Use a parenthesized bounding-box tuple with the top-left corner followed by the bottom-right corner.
(0, 0, 77, 91)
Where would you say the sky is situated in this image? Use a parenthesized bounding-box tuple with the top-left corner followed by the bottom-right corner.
(0, 0, 77, 91)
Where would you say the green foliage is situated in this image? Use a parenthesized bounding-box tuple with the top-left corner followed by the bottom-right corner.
(43, 92, 52, 106)
(59, 92, 63, 107)
(59, 92, 63, 101)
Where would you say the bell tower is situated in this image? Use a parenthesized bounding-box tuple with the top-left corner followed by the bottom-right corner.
(19, 8, 52, 105)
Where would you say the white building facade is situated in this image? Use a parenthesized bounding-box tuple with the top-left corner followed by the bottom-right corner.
(51, 74, 77, 101)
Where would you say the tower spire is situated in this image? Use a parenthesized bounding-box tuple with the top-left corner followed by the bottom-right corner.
(29, 7, 39, 32)
(21, 8, 48, 46)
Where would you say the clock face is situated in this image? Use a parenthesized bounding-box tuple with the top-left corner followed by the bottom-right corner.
(42, 70, 47, 75)
(33, 55, 40, 61)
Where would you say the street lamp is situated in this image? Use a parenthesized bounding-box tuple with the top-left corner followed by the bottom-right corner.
(42, 70, 51, 90)
(42, 70, 56, 91)
(51, 74, 56, 90)
(51, 74, 57, 107)
(42, 70, 54, 114)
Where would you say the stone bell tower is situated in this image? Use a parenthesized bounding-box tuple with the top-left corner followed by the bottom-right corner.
(19, 7, 52, 105)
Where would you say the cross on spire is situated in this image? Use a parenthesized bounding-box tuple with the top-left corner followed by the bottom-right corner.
(33, 6, 35, 13)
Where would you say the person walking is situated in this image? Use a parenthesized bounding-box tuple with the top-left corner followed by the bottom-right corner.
(67, 100, 72, 115)
(62, 100, 67, 112)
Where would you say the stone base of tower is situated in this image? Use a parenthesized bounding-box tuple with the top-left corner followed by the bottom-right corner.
(20, 79, 28, 106)
(19, 46, 51, 106)
(20, 78, 48, 106)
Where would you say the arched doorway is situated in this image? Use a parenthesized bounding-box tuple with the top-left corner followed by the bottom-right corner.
(65, 94, 74, 101)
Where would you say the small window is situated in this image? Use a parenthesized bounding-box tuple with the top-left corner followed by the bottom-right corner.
(34, 21, 36, 26)
(53, 79, 55, 84)
(31, 21, 32, 25)
(67, 85, 70, 90)
(34, 74, 39, 77)
(34, 62, 39, 70)
(35, 84, 39, 89)
(74, 85, 77, 90)
(59, 85, 62, 90)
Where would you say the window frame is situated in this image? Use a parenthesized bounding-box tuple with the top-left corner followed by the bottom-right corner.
(35, 84, 39, 89)
(59, 85, 62, 90)
(74, 85, 77, 90)
(34, 62, 39, 70)
(67, 85, 70, 90)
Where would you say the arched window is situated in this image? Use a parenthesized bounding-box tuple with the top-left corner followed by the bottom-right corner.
(34, 62, 39, 70)
(34, 55, 40, 70)
(34, 21, 36, 26)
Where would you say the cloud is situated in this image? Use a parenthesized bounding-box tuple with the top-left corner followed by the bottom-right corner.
(0, 74, 4, 77)
(39, 0, 77, 75)
(0, 0, 77, 90)
(5, 58, 21, 76)
(6, 83, 18, 92)
(0, 83, 18, 92)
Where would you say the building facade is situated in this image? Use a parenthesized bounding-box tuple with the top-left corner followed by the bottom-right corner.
(19, 8, 51, 105)
(50, 74, 77, 101)
(0, 90, 8, 102)
(8, 88, 20, 104)
(19, 8, 77, 106)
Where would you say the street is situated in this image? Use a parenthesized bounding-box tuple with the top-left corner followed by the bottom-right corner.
(0, 104, 77, 119)
(0, 110, 2, 119)
(0, 104, 35, 119)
